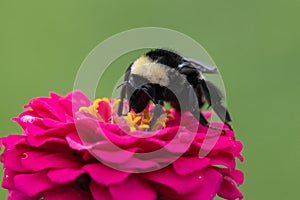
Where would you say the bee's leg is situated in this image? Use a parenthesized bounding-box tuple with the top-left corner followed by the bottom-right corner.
(117, 84, 126, 116)
(187, 85, 207, 125)
(117, 63, 133, 116)
(187, 84, 226, 133)
(198, 79, 233, 130)
(149, 100, 163, 131)
(191, 109, 226, 133)
(190, 109, 208, 126)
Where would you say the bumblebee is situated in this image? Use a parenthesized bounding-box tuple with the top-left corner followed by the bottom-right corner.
(118, 49, 232, 131)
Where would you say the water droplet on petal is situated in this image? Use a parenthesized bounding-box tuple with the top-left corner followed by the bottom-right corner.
(22, 153, 28, 159)
(21, 115, 36, 123)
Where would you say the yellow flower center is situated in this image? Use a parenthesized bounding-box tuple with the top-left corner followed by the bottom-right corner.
(79, 98, 173, 131)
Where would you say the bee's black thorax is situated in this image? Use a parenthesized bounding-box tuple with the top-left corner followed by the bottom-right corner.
(145, 49, 183, 68)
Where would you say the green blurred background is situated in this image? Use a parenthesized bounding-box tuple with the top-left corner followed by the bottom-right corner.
(1, 0, 299, 199)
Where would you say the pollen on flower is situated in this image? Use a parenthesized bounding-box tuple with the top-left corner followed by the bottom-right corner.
(79, 102, 99, 118)
(79, 98, 173, 131)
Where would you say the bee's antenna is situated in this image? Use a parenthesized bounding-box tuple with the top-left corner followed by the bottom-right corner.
(116, 81, 127, 89)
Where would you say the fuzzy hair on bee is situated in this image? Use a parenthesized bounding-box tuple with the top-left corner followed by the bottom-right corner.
(131, 56, 170, 87)
(118, 48, 232, 131)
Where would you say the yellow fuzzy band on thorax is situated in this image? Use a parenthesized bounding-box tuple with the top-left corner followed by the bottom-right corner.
(131, 56, 170, 87)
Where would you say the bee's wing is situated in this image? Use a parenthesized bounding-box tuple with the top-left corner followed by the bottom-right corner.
(183, 57, 218, 74)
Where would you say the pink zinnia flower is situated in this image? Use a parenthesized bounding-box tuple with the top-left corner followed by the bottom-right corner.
(1, 91, 244, 200)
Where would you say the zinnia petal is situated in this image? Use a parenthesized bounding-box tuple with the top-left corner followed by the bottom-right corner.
(47, 168, 85, 184)
(83, 163, 129, 186)
(173, 157, 210, 176)
(2, 169, 17, 190)
(218, 176, 244, 200)
(42, 185, 93, 200)
(2, 146, 32, 172)
(14, 171, 56, 197)
(109, 175, 156, 200)
(184, 167, 223, 200)
(7, 190, 32, 200)
(142, 166, 204, 194)
(90, 181, 112, 200)
(21, 151, 82, 171)
(54, 90, 91, 116)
